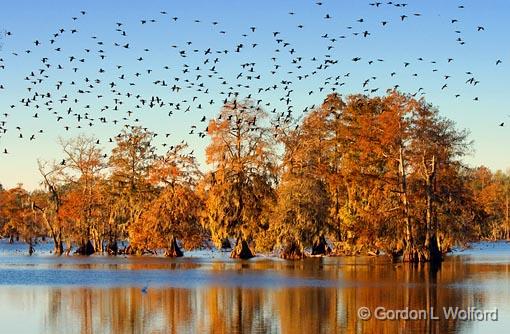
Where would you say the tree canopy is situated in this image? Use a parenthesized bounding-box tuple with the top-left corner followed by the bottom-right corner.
(0, 91, 503, 262)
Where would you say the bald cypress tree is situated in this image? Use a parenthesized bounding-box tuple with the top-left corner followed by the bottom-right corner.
(204, 100, 276, 259)
(271, 108, 332, 259)
(129, 143, 205, 256)
(108, 126, 157, 250)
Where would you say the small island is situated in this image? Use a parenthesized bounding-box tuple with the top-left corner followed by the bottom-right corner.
(1, 92, 508, 264)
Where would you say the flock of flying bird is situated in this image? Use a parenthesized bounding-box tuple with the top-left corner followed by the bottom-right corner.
(0, 1, 505, 159)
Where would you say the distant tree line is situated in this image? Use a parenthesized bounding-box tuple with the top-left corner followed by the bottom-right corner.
(0, 91, 508, 262)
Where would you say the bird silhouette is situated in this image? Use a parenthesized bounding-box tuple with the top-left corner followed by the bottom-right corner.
(0, 1, 500, 168)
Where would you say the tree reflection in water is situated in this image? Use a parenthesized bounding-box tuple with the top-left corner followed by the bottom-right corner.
(0, 257, 508, 334)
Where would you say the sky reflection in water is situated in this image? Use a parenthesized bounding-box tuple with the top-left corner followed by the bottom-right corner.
(0, 241, 509, 333)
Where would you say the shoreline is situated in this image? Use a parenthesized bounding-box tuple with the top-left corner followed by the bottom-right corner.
(2, 238, 508, 260)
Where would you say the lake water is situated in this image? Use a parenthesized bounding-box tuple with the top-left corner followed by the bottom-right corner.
(0, 240, 509, 333)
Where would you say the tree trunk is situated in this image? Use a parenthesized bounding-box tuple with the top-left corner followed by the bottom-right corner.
(40, 211, 65, 256)
(8, 235, 14, 244)
(231, 237, 254, 259)
(403, 246, 422, 262)
(311, 236, 331, 256)
(280, 240, 305, 260)
(64, 239, 72, 255)
(423, 155, 442, 263)
(164, 235, 183, 257)
(220, 238, 232, 250)
(405, 155, 442, 263)
(53, 231, 64, 256)
(75, 240, 95, 255)
(122, 245, 134, 255)
(427, 234, 442, 263)
(54, 240, 64, 255)
(97, 238, 104, 254)
(28, 238, 34, 256)
(106, 240, 118, 255)
(90, 229, 102, 254)
(399, 145, 416, 262)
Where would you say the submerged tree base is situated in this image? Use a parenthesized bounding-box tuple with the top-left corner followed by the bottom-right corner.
(106, 241, 118, 255)
(74, 240, 95, 256)
(121, 245, 156, 256)
(52, 241, 65, 256)
(330, 241, 379, 256)
(231, 238, 254, 259)
(220, 238, 232, 250)
(164, 236, 184, 257)
(311, 237, 331, 256)
(402, 245, 443, 263)
(280, 243, 305, 260)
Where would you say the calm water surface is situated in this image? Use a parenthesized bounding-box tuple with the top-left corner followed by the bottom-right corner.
(0, 241, 509, 334)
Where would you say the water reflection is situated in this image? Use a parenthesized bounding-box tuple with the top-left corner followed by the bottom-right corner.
(0, 256, 509, 334)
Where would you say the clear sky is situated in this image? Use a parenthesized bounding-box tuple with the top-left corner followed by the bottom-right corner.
(0, 0, 509, 190)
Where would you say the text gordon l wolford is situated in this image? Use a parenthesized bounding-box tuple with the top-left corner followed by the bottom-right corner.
(357, 306, 499, 321)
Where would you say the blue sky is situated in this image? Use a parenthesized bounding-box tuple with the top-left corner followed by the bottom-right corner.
(0, 0, 509, 189)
